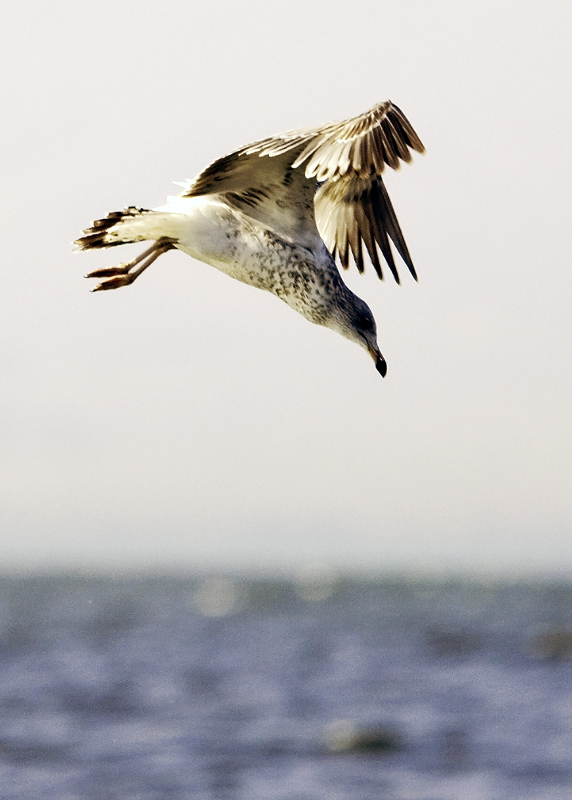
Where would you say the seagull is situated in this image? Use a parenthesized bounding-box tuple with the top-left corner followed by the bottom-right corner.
(75, 100, 424, 376)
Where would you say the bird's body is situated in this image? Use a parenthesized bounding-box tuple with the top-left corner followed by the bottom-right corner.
(75, 101, 424, 376)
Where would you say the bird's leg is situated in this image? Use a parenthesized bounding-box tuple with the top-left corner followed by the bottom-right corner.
(85, 238, 175, 291)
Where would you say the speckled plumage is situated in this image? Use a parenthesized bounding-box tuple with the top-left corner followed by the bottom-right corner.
(75, 101, 424, 376)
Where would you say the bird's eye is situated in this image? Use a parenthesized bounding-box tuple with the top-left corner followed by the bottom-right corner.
(358, 313, 374, 331)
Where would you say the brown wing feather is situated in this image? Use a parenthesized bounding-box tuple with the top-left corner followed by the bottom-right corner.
(315, 175, 418, 283)
(183, 149, 320, 247)
(290, 101, 424, 180)
(182, 100, 423, 278)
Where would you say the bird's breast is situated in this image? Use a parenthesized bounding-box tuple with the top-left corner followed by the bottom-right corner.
(170, 197, 334, 320)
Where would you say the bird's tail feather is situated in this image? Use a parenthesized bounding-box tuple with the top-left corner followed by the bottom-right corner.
(74, 206, 168, 250)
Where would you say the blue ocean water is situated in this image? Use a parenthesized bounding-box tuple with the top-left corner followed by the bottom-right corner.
(0, 574, 571, 799)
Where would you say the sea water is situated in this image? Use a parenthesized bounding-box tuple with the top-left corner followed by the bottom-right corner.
(0, 574, 571, 799)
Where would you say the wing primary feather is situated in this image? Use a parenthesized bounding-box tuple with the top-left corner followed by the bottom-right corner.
(340, 236, 350, 271)
(374, 181, 417, 280)
(391, 105, 425, 153)
(380, 119, 401, 170)
(349, 216, 365, 273)
(384, 117, 412, 163)
(370, 130, 387, 174)
(354, 201, 383, 279)
(362, 185, 401, 283)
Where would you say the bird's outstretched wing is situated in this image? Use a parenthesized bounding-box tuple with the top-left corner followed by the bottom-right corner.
(183, 101, 424, 280)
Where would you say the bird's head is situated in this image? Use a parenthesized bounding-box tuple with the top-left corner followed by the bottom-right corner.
(330, 294, 387, 377)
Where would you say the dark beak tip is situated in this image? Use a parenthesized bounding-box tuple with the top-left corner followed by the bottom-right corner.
(375, 356, 387, 377)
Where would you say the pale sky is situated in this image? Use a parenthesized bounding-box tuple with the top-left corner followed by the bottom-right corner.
(1, 0, 571, 574)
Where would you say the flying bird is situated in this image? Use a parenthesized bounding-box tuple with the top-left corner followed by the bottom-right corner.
(75, 101, 424, 376)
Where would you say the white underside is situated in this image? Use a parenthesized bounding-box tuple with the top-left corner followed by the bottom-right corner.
(107, 195, 327, 294)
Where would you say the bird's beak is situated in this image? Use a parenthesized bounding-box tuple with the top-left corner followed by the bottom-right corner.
(368, 344, 387, 378)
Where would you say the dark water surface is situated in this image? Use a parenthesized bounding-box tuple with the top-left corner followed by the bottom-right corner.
(0, 574, 571, 799)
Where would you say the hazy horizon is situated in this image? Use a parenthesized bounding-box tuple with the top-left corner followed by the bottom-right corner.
(1, 1, 571, 574)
